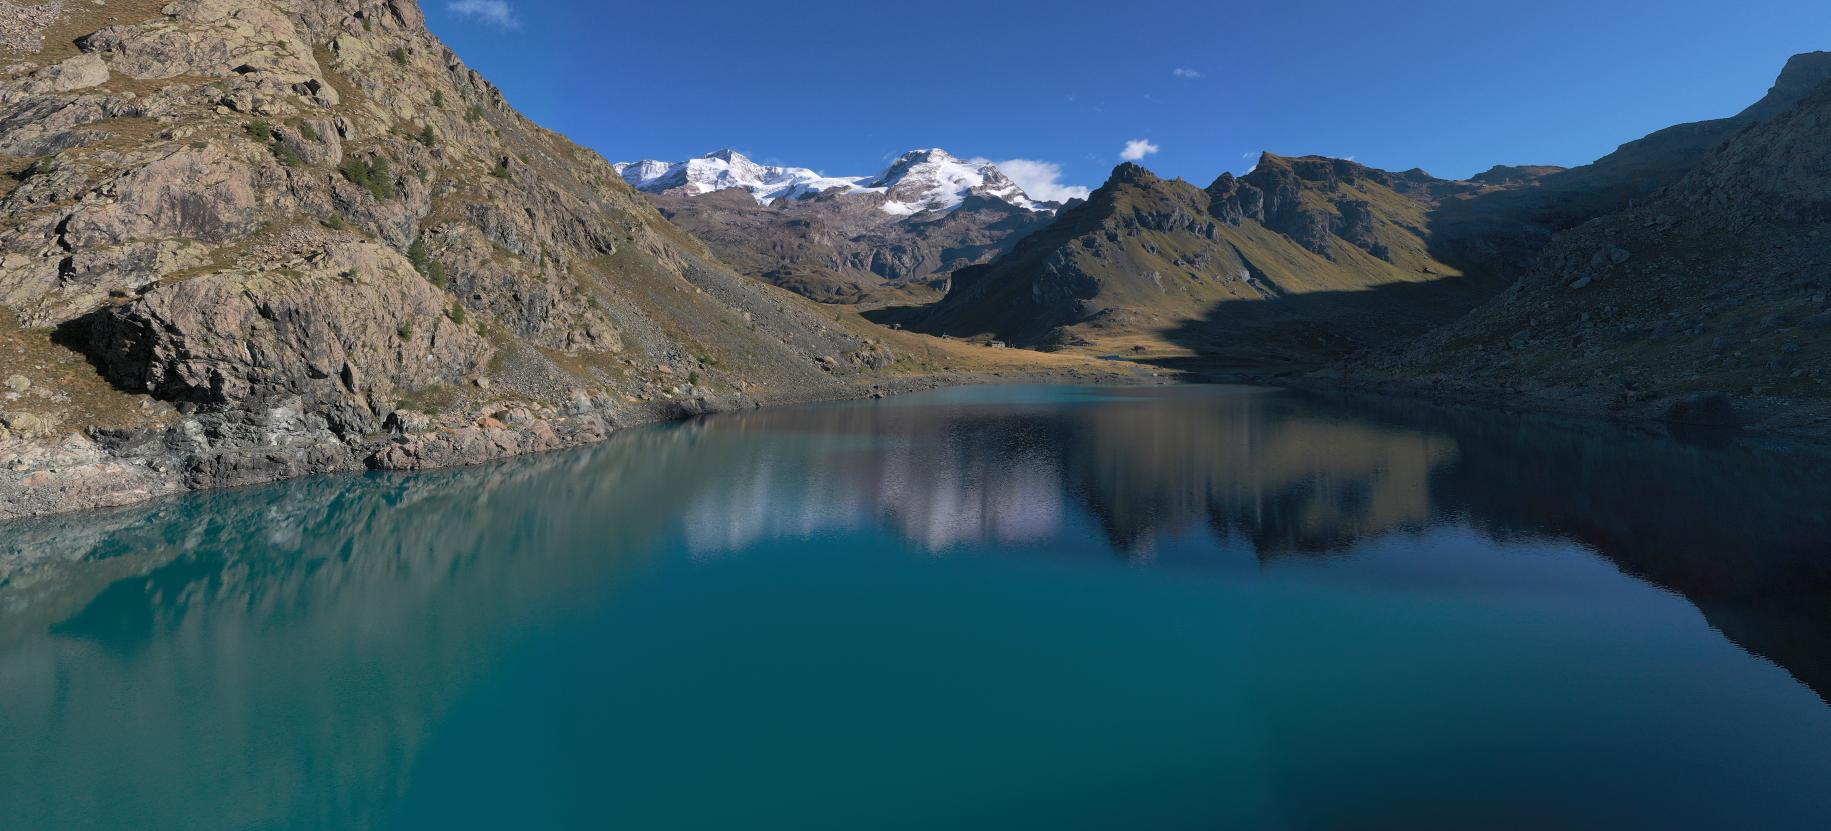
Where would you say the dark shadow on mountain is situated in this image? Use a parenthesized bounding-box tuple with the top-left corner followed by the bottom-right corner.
(1146, 275, 1509, 373)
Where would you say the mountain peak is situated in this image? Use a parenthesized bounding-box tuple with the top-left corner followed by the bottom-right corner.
(1738, 51, 1831, 121)
(868, 150, 1041, 215)
(893, 148, 958, 163)
(1107, 162, 1161, 187)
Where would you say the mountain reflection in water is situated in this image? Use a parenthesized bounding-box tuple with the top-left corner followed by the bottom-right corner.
(1, 384, 1828, 830)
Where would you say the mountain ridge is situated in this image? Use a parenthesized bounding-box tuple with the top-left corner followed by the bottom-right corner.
(879, 152, 1523, 363)
(615, 147, 1053, 215)
(1353, 67, 1831, 429)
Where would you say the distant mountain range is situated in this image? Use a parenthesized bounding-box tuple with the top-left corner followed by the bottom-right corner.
(871, 153, 1537, 364)
(614, 149, 1060, 304)
(614, 148, 1051, 215)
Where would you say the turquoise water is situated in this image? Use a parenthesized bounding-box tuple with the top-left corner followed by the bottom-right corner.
(2, 384, 1830, 829)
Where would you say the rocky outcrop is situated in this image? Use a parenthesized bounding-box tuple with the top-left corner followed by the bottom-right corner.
(81, 241, 490, 433)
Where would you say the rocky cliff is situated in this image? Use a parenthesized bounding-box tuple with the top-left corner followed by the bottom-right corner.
(0, 0, 1111, 520)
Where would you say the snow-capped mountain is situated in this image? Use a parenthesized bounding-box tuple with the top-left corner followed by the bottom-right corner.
(613, 149, 867, 205)
(867, 149, 1043, 215)
(613, 149, 1049, 215)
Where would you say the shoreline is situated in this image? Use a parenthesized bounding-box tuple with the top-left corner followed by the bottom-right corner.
(0, 364, 1157, 524)
(12, 357, 1829, 526)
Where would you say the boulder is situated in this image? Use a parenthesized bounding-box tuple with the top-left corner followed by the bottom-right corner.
(62, 146, 261, 246)
(79, 242, 492, 434)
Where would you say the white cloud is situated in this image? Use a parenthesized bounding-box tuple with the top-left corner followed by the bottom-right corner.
(1171, 68, 1202, 78)
(1120, 139, 1160, 162)
(448, 0, 520, 29)
(996, 159, 1092, 203)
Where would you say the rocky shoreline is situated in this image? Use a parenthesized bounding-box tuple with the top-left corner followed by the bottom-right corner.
(0, 364, 1151, 523)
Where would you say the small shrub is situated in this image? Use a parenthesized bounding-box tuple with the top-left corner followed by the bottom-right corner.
(290, 118, 321, 142)
(408, 238, 448, 284)
(360, 14, 372, 32)
(339, 268, 360, 281)
(388, 47, 408, 66)
(416, 124, 437, 148)
(270, 142, 306, 167)
(397, 322, 414, 339)
(339, 155, 396, 199)
(408, 238, 431, 271)
(432, 90, 444, 108)
(244, 119, 273, 141)
(688, 371, 701, 386)
(324, 214, 346, 230)
(447, 303, 466, 324)
(465, 105, 483, 123)
(489, 158, 511, 180)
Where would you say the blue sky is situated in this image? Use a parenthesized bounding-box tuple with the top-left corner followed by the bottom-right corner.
(427, 0, 1831, 197)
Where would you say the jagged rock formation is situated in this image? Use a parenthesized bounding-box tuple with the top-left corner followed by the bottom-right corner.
(885, 155, 1525, 363)
(0, 0, 1111, 520)
(1359, 70, 1831, 429)
(626, 149, 1059, 305)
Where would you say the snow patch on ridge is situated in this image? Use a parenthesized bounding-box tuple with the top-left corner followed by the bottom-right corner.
(867, 148, 1043, 215)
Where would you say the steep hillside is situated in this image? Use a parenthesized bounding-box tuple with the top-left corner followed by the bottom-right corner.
(0, 0, 1121, 519)
(628, 149, 1058, 305)
(887, 156, 1520, 365)
(1360, 76, 1831, 430)
(1442, 51, 1831, 237)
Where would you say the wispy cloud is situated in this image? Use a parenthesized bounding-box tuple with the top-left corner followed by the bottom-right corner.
(1171, 68, 1201, 79)
(1120, 139, 1160, 162)
(997, 159, 1092, 202)
(447, 0, 520, 29)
